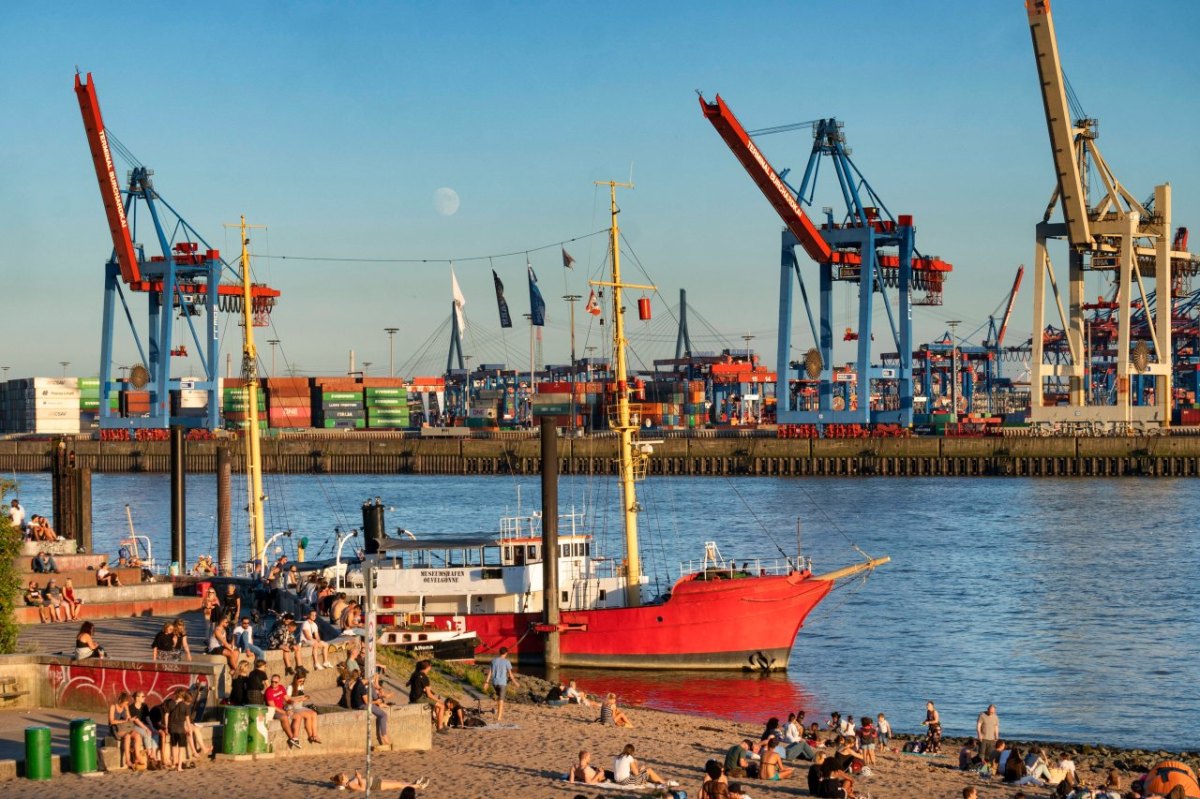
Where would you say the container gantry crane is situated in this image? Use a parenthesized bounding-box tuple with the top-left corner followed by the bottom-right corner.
(75, 73, 280, 429)
(1025, 1, 1195, 432)
(700, 94, 952, 428)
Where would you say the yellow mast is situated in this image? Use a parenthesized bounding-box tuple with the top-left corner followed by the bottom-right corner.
(591, 181, 654, 607)
(235, 216, 266, 571)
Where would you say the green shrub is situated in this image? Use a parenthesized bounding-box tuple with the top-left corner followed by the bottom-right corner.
(0, 481, 20, 654)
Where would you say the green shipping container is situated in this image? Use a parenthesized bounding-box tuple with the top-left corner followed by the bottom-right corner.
(320, 419, 366, 429)
(365, 387, 406, 398)
(321, 391, 361, 401)
(365, 397, 408, 407)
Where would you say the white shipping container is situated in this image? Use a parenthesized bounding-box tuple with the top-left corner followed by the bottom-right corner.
(25, 397, 82, 410)
(27, 377, 78, 389)
(17, 408, 79, 420)
(25, 387, 82, 400)
(178, 389, 209, 408)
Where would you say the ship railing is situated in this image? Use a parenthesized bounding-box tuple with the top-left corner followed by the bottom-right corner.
(678, 556, 797, 579)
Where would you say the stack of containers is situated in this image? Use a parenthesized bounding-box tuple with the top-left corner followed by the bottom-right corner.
(313, 377, 364, 429)
(120, 387, 151, 419)
(6, 377, 82, 434)
(78, 377, 101, 430)
(361, 377, 409, 429)
(684, 379, 706, 429)
(265, 377, 311, 429)
(221, 378, 267, 430)
(531, 381, 571, 426)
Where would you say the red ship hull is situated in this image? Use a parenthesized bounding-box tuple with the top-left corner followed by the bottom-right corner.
(425, 571, 833, 671)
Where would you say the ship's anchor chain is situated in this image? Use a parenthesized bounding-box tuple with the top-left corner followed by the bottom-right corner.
(748, 651, 775, 672)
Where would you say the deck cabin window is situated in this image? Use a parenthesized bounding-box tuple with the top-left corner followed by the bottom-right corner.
(448, 549, 464, 567)
(526, 545, 539, 562)
(467, 548, 482, 567)
(484, 546, 501, 566)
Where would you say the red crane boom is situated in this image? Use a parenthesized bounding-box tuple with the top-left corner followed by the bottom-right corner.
(699, 94, 832, 264)
(997, 264, 1025, 347)
(74, 72, 141, 285)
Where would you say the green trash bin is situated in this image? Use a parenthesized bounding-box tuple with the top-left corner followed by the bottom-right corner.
(69, 718, 97, 774)
(245, 705, 270, 754)
(221, 706, 249, 755)
(24, 726, 52, 781)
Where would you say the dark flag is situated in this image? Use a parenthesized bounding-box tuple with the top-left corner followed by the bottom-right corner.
(528, 265, 546, 326)
(492, 270, 512, 328)
(561, 247, 575, 269)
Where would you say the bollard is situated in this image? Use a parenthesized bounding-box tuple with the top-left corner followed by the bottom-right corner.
(24, 726, 52, 780)
(69, 718, 98, 774)
(221, 705, 249, 755)
(245, 705, 270, 753)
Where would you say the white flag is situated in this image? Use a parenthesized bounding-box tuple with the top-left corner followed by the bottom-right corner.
(451, 266, 467, 332)
(585, 289, 602, 316)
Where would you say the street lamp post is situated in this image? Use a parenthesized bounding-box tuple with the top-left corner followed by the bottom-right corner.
(59, 361, 70, 378)
(384, 327, 399, 378)
(267, 339, 281, 377)
(947, 320, 961, 417)
(362, 361, 372, 377)
(563, 294, 581, 433)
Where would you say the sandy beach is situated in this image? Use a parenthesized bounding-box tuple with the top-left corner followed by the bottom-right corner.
(0, 694, 1143, 799)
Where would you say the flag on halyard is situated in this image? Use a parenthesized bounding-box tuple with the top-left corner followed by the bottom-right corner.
(450, 267, 467, 332)
(561, 247, 575, 269)
(492, 270, 512, 328)
(585, 289, 602, 317)
(528, 265, 546, 326)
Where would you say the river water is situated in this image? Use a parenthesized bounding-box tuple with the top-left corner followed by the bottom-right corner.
(9, 471, 1199, 750)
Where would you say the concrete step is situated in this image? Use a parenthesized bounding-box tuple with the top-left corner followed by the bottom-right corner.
(13, 553, 109, 571)
(16, 567, 143, 587)
(14, 594, 204, 625)
(19, 540, 79, 557)
(71, 582, 178, 603)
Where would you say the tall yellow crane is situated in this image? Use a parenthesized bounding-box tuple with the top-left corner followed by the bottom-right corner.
(1025, 0, 1186, 431)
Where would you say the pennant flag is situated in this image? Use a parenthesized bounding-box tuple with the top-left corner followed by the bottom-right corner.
(450, 267, 467, 332)
(492, 270, 512, 328)
(585, 289, 602, 317)
(561, 247, 575, 269)
(528, 264, 546, 326)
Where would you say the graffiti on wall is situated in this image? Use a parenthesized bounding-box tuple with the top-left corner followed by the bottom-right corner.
(46, 660, 213, 714)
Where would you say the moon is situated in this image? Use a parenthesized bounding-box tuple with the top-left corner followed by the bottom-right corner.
(434, 187, 460, 216)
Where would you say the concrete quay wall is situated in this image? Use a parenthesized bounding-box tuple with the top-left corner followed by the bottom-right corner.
(2, 434, 1200, 477)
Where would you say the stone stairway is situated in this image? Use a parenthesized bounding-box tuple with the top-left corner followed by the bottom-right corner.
(14, 541, 202, 625)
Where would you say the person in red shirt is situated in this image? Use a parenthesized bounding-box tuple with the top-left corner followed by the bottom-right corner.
(264, 673, 300, 749)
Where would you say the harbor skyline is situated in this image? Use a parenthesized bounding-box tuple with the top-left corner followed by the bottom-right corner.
(2, 0, 1197, 377)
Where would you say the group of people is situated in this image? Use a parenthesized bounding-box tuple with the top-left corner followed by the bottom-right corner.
(23, 575, 82, 622)
(568, 743, 677, 790)
(107, 686, 208, 771)
(10, 499, 57, 541)
(227, 659, 323, 750)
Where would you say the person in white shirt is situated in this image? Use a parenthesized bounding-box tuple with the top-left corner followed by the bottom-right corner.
(783, 712, 803, 744)
(299, 610, 333, 670)
(9, 499, 26, 534)
(613, 743, 667, 787)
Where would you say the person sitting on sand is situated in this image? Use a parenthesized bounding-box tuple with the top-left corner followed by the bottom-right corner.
(759, 737, 795, 780)
(613, 743, 667, 787)
(564, 679, 595, 708)
(958, 742, 979, 770)
(330, 771, 427, 791)
(598, 692, 633, 727)
(443, 697, 467, 728)
(568, 749, 605, 784)
(1023, 748, 1054, 783)
(700, 759, 731, 799)
(724, 738, 757, 779)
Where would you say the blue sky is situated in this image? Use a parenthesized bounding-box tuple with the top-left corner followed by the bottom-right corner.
(1, 1, 1196, 379)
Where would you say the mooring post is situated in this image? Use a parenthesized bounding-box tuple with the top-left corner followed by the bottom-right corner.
(217, 443, 232, 576)
(170, 425, 186, 573)
(541, 418, 561, 668)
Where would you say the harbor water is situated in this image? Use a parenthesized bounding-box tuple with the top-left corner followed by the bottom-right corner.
(9, 471, 1199, 751)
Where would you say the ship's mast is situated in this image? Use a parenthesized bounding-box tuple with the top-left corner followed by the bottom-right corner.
(235, 216, 266, 571)
(592, 181, 653, 607)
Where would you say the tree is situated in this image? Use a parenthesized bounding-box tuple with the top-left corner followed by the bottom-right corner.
(0, 481, 19, 653)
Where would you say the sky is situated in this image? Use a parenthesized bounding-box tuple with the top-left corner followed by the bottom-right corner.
(1, 0, 1197, 380)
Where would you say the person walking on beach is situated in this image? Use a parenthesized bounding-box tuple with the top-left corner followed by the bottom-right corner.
(922, 700, 942, 754)
(483, 646, 517, 722)
(876, 712, 892, 749)
(976, 704, 1000, 763)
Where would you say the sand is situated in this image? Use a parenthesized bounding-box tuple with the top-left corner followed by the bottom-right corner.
(1, 695, 1127, 799)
